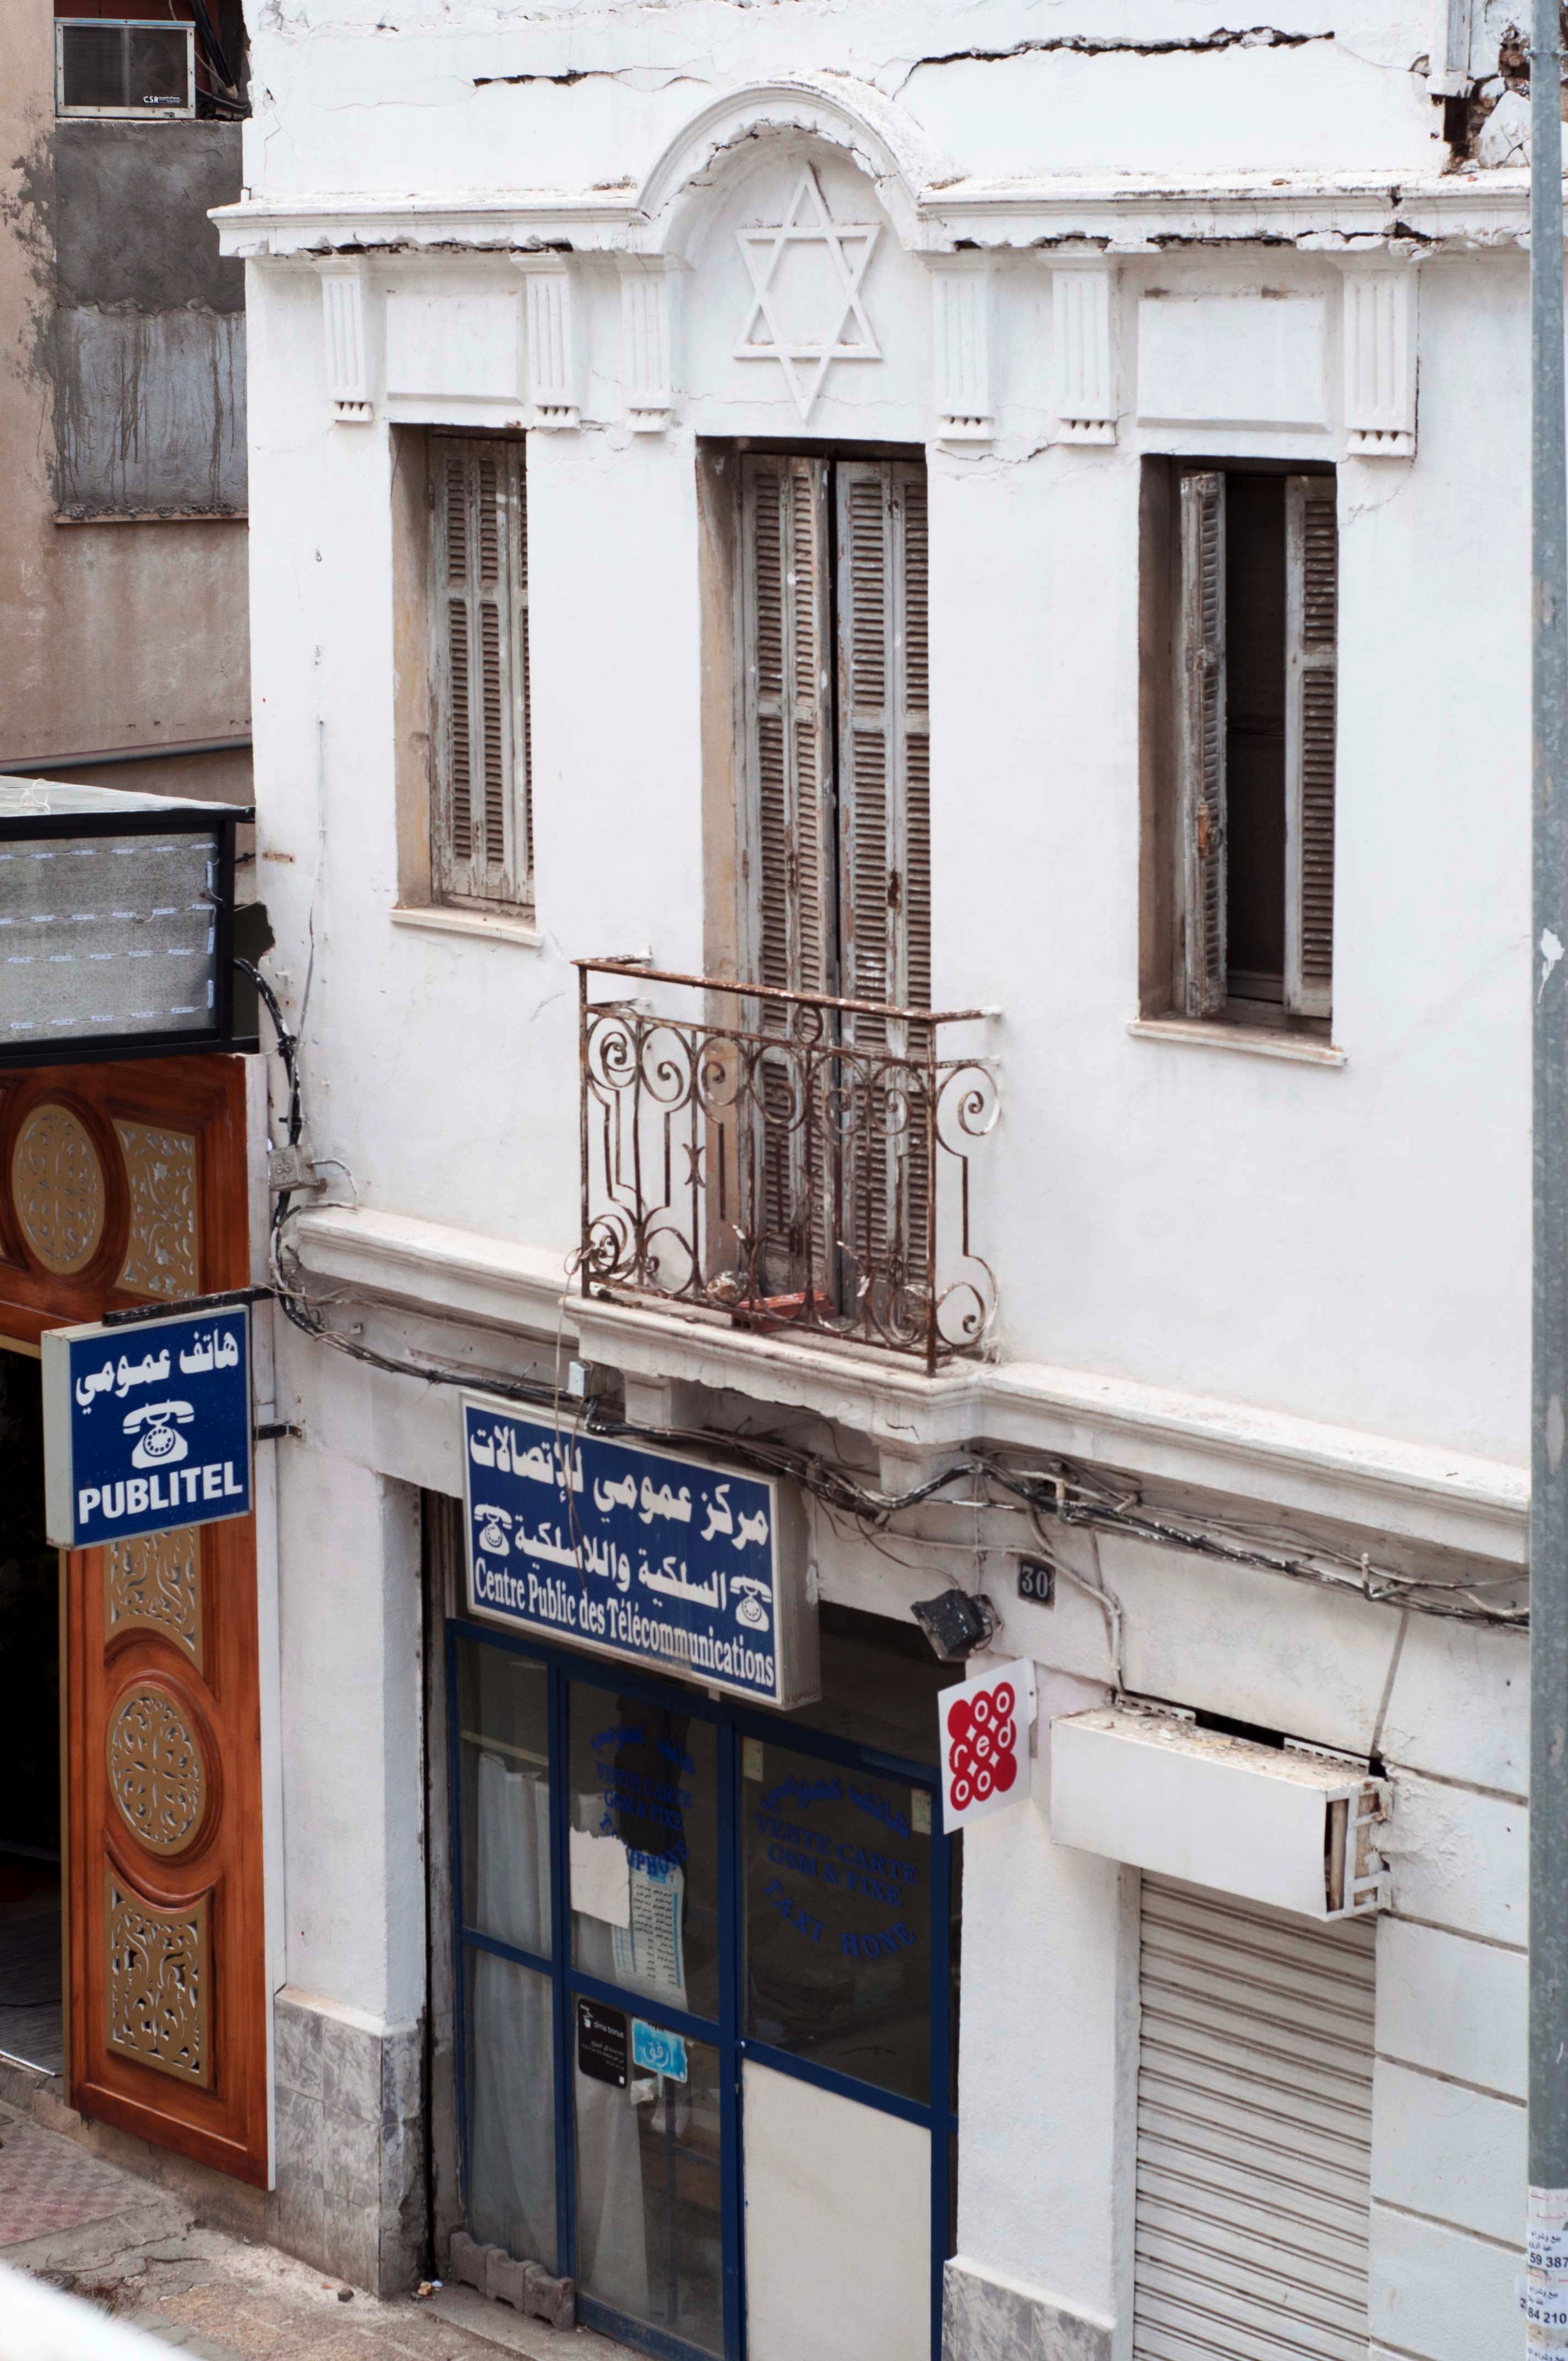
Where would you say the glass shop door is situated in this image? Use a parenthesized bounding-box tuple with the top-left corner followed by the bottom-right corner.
(737, 1727, 951, 2361)
(449, 1621, 954, 2361)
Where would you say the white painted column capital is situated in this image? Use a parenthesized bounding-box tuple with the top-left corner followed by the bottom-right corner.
(618, 259, 676, 433)
(515, 257, 580, 430)
(1341, 262, 1419, 459)
(929, 258, 994, 445)
(1050, 257, 1118, 447)
(316, 259, 374, 425)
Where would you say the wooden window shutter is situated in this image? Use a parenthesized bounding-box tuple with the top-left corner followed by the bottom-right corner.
(739, 454, 833, 1292)
(1284, 476, 1338, 1019)
(739, 454, 834, 1003)
(835, 459, 932, 1037)
(835, 459, 933, 1291)
(431, 435, 532, 907)
(1178, 471, 1228, 1018)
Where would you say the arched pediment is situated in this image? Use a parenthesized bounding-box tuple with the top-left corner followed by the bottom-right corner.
(634, 74, 947, 256)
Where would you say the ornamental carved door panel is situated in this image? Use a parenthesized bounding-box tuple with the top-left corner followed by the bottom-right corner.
(0, 1056, 267, 2185)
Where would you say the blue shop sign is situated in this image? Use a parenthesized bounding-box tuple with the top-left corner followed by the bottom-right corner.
(461, 1396, 818, 1709)
(42, 1305, 252, 1549)
(631, 2019, 688, 2082)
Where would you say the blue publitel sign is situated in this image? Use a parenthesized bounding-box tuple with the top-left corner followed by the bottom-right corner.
(461, 1397, 815, 1707)
(42, 1305, 252, 1550)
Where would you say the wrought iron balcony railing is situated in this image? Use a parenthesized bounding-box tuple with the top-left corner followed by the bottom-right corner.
(576, 960, 999, 1374)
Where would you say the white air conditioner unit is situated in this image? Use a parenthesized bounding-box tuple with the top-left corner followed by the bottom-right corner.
(56, 20, 195, 119)
(1050, 1706, 1390, 1919)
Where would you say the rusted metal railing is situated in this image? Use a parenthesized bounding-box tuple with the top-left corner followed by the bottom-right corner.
(576, 960, 999, 1375)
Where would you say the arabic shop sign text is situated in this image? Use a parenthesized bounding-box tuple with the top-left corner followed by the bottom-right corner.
(42, 1307, 251, 1549)
(461, 1399, 810, 1706)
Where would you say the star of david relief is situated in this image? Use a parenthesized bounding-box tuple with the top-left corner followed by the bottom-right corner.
(733, 166, 882, 422)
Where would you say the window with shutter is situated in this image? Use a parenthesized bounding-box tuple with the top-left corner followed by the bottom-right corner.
(1178, 472, 1228, 1020)
(740, 455, 834, 1004)
(739, 455, 834, 1290)
(430, 433, 532, 910)
(736, 453, 932, 1319)
(835, 460, 933, 1288)
(1155, 463, 1336, 1036)
(1285, 476, 1338, 1019)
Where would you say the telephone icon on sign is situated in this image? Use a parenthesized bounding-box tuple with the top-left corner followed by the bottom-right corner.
(474, 1503, 514, 1555)
(731, 1573, 771, 1633)
(123, 1399, 195, 1469)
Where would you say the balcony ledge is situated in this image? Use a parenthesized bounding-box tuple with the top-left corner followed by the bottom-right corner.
(288, 1204, 1527, 1571)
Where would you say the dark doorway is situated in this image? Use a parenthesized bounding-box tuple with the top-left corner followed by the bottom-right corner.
(0, 1345, 63, 2075)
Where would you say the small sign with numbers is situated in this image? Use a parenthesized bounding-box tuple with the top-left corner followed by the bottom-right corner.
(940, 1657, 1037, 1832)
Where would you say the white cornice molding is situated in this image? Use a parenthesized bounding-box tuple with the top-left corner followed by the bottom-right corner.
(635, 72, 944, 253)
(293, 1203, 572, 1336)
(212, 192, 641, 259)
(920, 167, 1533, 250)
(211, 167, 1539, 263)
(289, 1204, 1527, 1568)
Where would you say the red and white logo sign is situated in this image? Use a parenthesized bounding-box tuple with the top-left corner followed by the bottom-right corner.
(940, 1657, 1037, 1832)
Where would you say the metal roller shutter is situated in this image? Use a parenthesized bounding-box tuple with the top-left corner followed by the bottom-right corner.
(1134, 1874, 1375, 2361)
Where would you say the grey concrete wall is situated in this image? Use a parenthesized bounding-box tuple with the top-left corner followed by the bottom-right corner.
(52, 121, 244, 315)
(56, 309, 246, 513)
(271, 1989, 427, 2297)
(51, 121, 246, 516)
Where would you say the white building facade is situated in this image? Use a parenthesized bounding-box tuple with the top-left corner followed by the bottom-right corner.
(219, 6, 1532, 2357)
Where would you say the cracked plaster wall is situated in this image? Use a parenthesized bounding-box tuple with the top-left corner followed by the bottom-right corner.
(239, 4, 1452, 200)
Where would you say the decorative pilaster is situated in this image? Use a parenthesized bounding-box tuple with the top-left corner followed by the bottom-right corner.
(1051, 262, 1117, 445)
(930, 263, 993, 444)
(319, 263, 373, 424)
(1342, 266, 1418, 458)
(519, 261, 580, 429)
(619, 261, 674, 432)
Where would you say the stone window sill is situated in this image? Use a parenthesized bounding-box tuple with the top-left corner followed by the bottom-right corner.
(391, 903, 543, 951)
(1126, 1016, 1346, 1069)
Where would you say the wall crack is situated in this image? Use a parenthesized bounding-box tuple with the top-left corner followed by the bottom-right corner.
(895, 26, 1332, 95)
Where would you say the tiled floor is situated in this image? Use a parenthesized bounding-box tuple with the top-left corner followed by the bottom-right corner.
(0, 2105, 629, 2361)
(0, 2117, 146, 2244)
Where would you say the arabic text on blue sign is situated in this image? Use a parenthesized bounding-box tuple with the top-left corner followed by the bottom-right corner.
(45, 1307, 251, 1548)
(631, 2020, 688, 2082)
(462, 1401, 784, 1703)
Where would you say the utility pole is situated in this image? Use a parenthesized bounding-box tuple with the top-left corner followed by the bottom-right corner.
(1532, 0, 1568, 2339)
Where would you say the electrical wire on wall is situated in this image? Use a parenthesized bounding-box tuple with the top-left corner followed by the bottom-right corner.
(239, 966, 1528, 1642)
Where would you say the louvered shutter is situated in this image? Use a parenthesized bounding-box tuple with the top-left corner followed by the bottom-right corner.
(739, 456, 834, 1296)
(834, 461, 933, 1315)
(431, 435, 532, 907)
(1284, 477, 1338, 1019)
(741, 455, 834, 1001)
(1134, 1876, 1374, 2361)
(1178, 472, 1228, 1018)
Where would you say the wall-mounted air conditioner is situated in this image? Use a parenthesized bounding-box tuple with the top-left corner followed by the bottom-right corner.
(1050, 1706, 1391, 1920)
(56, 20, 195, 119)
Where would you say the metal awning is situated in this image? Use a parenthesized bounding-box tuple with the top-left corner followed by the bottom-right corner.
(0, 780, 256, 1068)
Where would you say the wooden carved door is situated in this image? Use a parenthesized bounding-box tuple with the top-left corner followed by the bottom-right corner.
(0, 1056, 267, 2184)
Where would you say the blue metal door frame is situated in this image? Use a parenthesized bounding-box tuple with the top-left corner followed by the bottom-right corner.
(447, 1614, 957, 2361)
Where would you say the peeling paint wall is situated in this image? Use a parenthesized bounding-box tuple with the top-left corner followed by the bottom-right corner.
(52, 121, 247, 516)
(0, 11, 249, 782)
